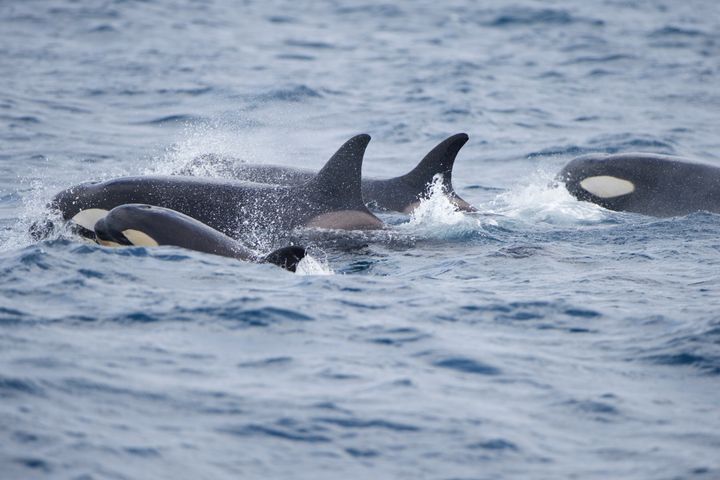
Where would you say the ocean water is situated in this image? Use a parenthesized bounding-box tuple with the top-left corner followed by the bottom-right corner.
(1, 1, 720, 478)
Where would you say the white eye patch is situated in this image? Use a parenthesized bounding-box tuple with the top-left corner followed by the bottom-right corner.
(579, 176, 635, 198)
(71, 209, 109, 230)
(122, 229, 159, 247)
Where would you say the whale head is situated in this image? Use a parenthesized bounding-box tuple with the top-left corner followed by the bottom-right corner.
(559, 154, 638, 207)
(92, 204, 307, 271)
(557, 152, 713, 216)
(92, 204, 157, 247)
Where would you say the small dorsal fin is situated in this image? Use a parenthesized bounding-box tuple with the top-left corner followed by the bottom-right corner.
(264, 245, 307, 272)
(307, 134, 371, 208)
(398, 133, 469, 189)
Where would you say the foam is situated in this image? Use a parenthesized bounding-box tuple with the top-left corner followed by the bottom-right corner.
(398, 175, 487, 239)
(294, 253, 334, 276)
(484, 169, 608, 226)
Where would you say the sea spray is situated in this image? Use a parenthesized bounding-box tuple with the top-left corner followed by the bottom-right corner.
(484, 169, 608, 226)
(399, 175, 488, 240)
(295, 252, 334, 276)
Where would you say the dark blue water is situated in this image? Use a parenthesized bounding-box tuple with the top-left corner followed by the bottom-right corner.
(2, 1, 720, 478)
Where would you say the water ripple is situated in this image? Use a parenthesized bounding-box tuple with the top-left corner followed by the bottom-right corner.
(486, 8, 604, 27)
(219, 422, 331, 443)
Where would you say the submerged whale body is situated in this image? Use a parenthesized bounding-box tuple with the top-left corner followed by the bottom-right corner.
(48, 134, 383, 241)
(95, 204, 306, 271)
(558, 152, 720, 217)
(180, 133, 475, 214)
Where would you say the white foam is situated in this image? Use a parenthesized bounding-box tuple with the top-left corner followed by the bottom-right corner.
(1, 172, 64, 252)
(484, 169, 607, 225)
(0, 152, 138, 253)
(398, 175, 487, 239)
(294, 253, 334, 276)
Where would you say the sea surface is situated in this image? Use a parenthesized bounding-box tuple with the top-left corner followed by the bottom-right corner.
(1, 1, 720, 479)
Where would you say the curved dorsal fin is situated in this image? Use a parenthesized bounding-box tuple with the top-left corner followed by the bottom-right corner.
(307, 134, 371, 208)
(398, 133, 469, 189)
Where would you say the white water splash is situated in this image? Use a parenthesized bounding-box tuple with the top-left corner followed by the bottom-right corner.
(398, 175, 487, 239)
(0, 168, 67, 252)
(484, 169, 608, 225)
(142, 107, 317, 178)
(143, 120, 259, 177)
(295, 253, 334, 276)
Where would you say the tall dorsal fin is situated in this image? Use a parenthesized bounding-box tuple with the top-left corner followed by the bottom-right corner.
(398, 133, 469, 189)
(306, 134, 371, 208)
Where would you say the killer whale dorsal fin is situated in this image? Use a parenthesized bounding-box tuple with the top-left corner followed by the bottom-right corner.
(263, 245, 307, 272)
(398, 133, 469, 189)
(307, 134, 371, 208)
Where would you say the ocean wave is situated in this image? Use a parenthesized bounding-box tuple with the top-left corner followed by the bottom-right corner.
(219, 421, 331, 443)
(357, 326, 431, 346)
(0, 376, 45, 398)
(484, 7, 604, 27)
(648, 26, 707, 38)
(254, 85, 323, 103)
(561, 53, 637, 65)
(284, 39, 338, 50)
(637, 322, 720, 375)
(431, 355, 502, 376)
(645, 352, 720, 375)
(314, 416, 421, 432)
(527, 133, 677, 158)
(334, 4, 404, 17)
(133, 114, 207, 126)
(558, 397, 622, 422)
(457, 300, 601, 330)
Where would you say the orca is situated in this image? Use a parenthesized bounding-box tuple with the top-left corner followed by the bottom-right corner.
(558, 152, 720, 217)
(47, 134, 383, 241)
(94, 204, 306, 271)
(178, 133, 475, 213)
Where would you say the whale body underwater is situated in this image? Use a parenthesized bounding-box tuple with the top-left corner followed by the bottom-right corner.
(558, 152, 720, 217)
(179, 133, 475, 214)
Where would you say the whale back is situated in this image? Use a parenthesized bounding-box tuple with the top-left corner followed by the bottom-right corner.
(177, 133, 476, 214)
(364, 133, 475, 212)
(46, 135, 383, 239)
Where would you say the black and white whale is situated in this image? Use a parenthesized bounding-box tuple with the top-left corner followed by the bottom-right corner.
(48, 134, 383, 240)
(94, 204, 306, 271)
(179, 133, 475, 213)
(558, 152, 720, 217)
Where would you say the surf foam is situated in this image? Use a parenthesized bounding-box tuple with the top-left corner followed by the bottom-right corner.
(484, 169, 608, 226)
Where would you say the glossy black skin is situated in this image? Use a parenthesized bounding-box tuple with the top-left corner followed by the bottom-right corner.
(180, 134, 475, 213)
(49, 134, 383, 238)
(94, 204, 306, 271)
(55, 175, 315, 237)
(558, 152, 720, 217)
(95, 204, 258, 258)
